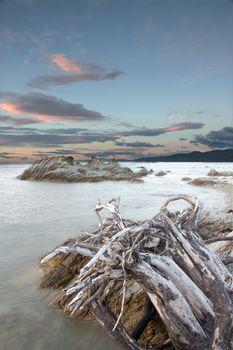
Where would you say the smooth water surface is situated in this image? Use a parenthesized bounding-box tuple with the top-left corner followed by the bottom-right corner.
(0, 162, 232, 350)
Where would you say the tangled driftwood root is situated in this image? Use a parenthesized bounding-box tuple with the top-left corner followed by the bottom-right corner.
(40, 195, 233, 350)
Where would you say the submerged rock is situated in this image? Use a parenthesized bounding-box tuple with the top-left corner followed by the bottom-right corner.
(182, 177, 192, 181)
(18, 156, 150, 183)
(155, 171, 167, 177)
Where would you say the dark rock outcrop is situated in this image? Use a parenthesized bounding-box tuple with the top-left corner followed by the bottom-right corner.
(18, 156, 150, 183)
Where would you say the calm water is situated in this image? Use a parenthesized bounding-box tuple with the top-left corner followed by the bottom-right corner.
(0, 162, 232, 350)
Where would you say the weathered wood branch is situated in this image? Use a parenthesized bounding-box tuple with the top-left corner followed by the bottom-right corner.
(41, 196, 233, 350)
(205, 236, 233, 244)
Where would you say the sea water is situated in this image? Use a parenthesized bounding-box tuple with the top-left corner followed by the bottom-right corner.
(0, 162, 232, 350)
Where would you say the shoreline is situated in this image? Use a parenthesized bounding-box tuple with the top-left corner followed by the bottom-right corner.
(215, 180, 233, 212)
(188, 174, 233, 213)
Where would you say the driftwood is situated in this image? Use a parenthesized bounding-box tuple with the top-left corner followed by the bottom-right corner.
(40, 195, 233, 350)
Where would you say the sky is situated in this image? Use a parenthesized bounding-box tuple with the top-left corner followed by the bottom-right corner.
(0, 0, 233, 162)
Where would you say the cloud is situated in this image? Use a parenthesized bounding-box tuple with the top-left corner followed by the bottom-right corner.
(195, 110, 212, 115)
(0, 126, 41, 135)
(115, 141, 164, 148)
(33, 148, 163, 161)
(28, 54, 123, 89)
(81, 146, 170, 160)
(0, 121, 204, 148)
(0, 114, 38, 125)
(81, 150, 144, 159)
(0, 151, 16, 159)
(50, 54, 82, 73)
(115, 121, 137, 128)
(167, 109, 217, 121)
(168, 114, 192, 121)
(121, 122, 204, 137)
(0, 92, 106, 123)
(190, 127, 233, 149)
(0, 125, 116, 147)
(0, 133, 115, 147)
(0, 151, 28, 161)
(34, 149, 80, 157)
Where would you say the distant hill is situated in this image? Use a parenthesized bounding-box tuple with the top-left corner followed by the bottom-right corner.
(135, 149, 233, 162)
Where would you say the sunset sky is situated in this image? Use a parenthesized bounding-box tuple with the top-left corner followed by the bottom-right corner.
(0, 0, 233, 162)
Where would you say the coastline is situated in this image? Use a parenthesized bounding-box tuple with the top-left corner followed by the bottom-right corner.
(212, 179, 233, 212)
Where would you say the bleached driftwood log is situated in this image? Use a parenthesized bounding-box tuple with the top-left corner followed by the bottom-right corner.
(41, 196, 233, 350)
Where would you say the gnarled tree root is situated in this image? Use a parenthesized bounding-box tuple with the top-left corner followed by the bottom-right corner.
(40, 195, 233, 350)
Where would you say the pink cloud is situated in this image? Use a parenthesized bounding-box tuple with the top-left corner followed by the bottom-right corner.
(164, 124, 191, 132)
(0, 92, 106, 124)
(50, 54, 82, 73)
(0, 103, 24, 114)
(28, 55, 123, 89)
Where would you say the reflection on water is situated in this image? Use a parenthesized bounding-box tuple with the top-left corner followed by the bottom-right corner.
(0, 162, 232, 350)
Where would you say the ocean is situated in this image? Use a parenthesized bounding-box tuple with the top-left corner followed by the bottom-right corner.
(0, 162, 232, 350)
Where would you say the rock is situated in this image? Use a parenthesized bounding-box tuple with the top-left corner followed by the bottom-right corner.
(182, 177, 192, 181)
(208, 168, 233, 177)
(17, 156, 149, 183)
(197, 211, 233, 240)
(40, 249, 89, 289)
(40, 265, 74, 289)
(136, 166, 150, 177)
(155, 171, 167, 177)
(188, 177, 217, 186)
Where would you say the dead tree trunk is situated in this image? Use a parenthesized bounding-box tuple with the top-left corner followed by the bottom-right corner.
(41, 195, 233, 350)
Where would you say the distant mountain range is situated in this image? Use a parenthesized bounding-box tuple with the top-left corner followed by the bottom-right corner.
(135, 149, 233, 162)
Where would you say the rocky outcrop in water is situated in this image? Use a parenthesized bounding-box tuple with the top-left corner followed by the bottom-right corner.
(155, 171, 167, 177)
(207, 168, 233, 177)
(18, 156, 150, 183)
(182, 177, 192, 182)
(188, 177, 217, 186)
